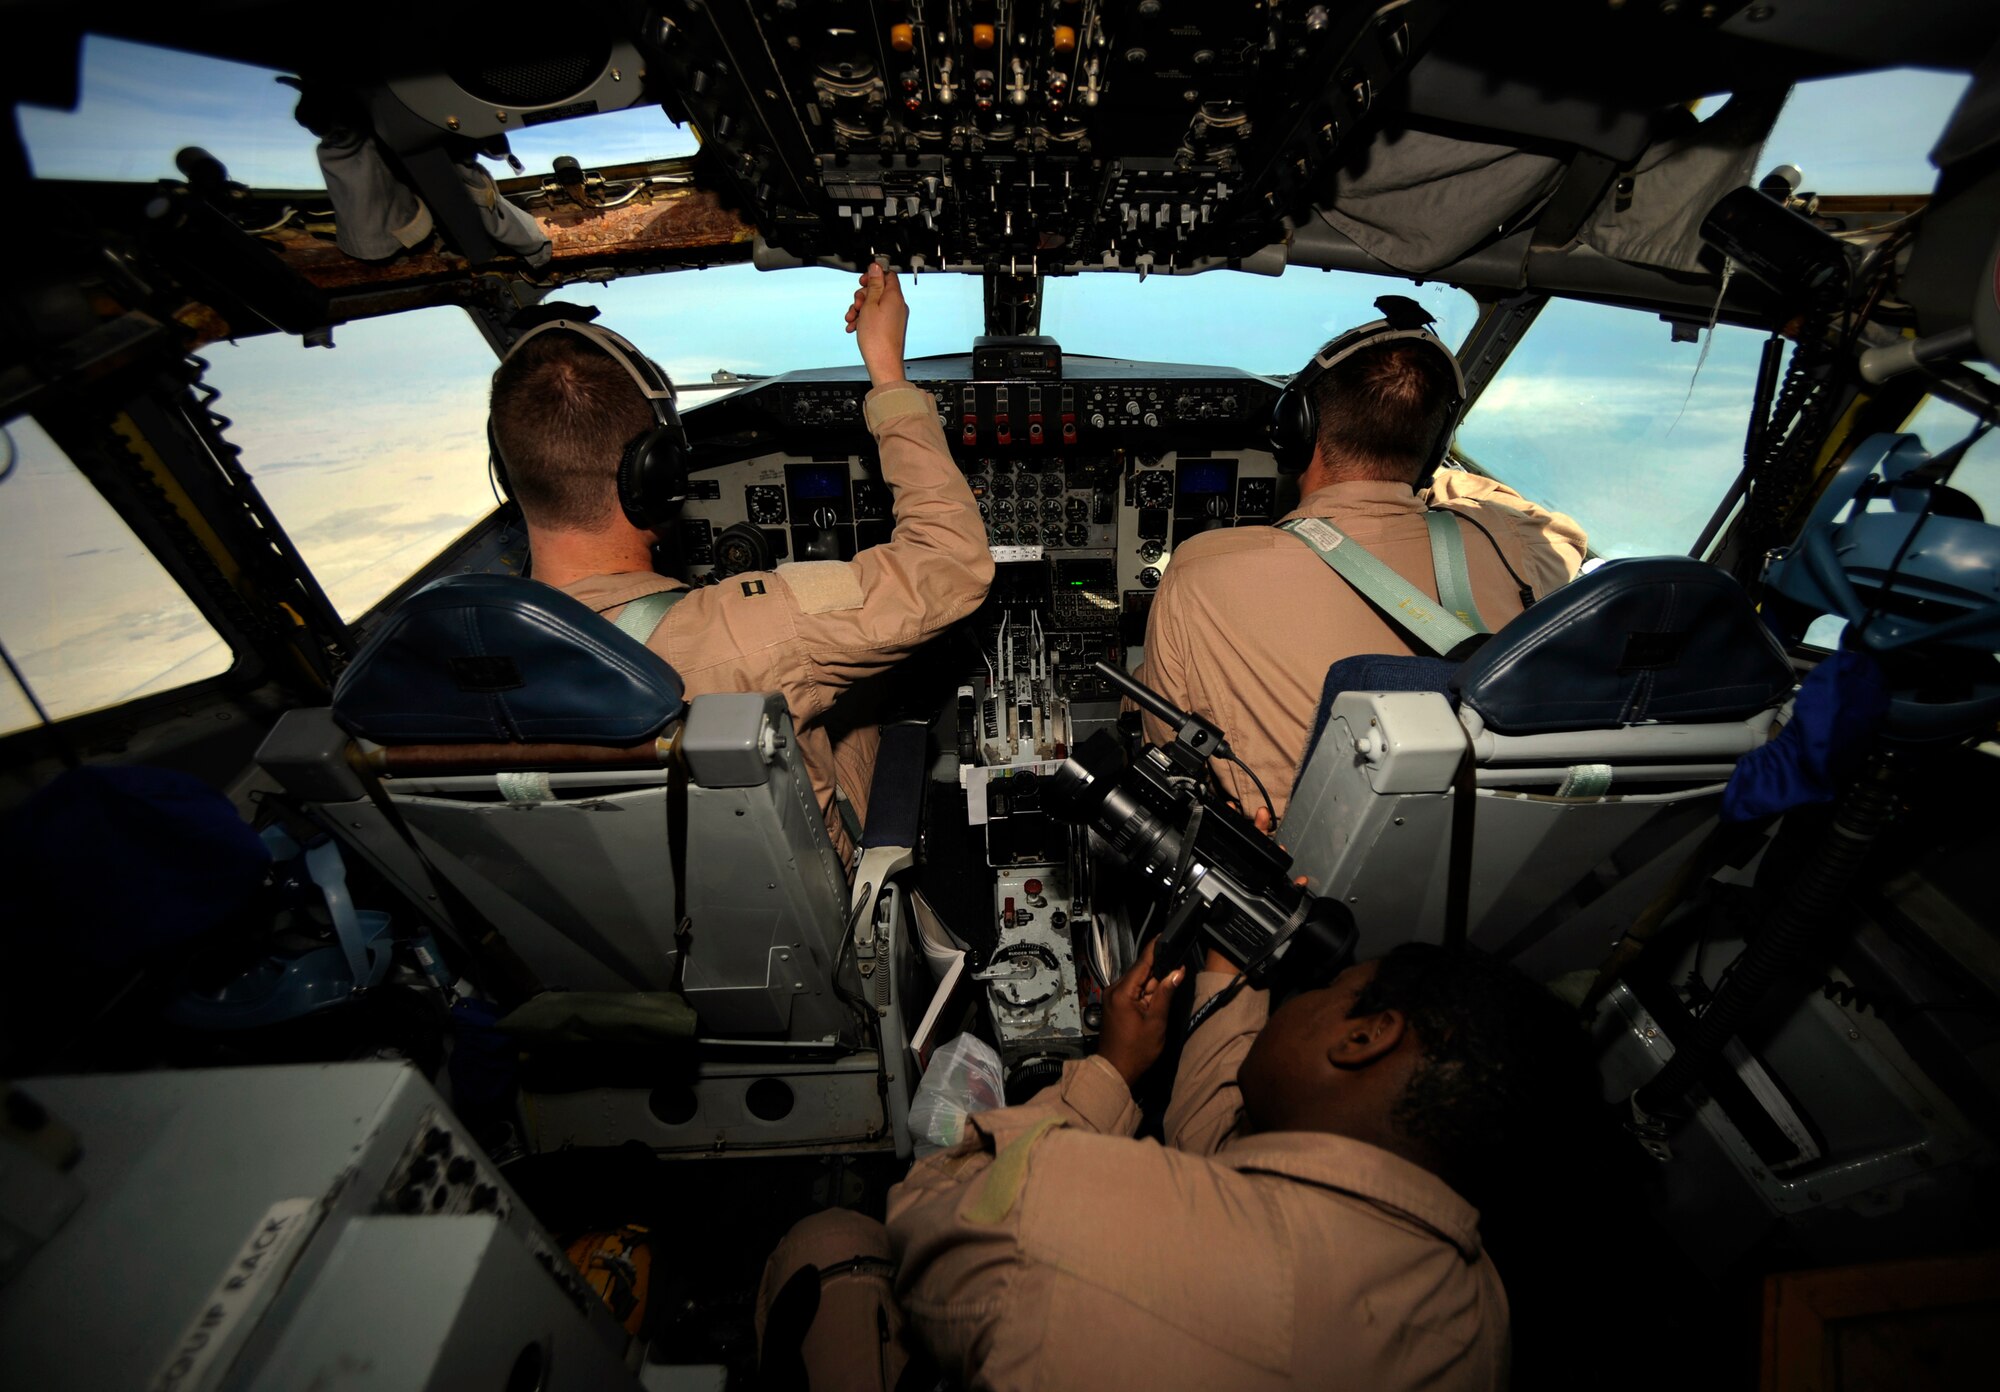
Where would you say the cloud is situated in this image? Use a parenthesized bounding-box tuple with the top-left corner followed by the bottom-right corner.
(295, 505, 478, 550)
(1472, 367, 1752, 442)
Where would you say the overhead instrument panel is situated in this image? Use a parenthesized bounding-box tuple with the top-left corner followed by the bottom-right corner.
(646, 1, 1449, 272)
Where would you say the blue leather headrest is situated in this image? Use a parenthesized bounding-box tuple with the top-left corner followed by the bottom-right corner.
(1452, 558, 1794, 734)
(333, 574, 685, 745)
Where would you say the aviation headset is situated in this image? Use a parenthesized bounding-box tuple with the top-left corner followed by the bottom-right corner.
(1269, 294, 1468, 480)
(487, 318, 690, 531)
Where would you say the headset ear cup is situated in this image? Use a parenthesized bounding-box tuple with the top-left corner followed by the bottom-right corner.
(617, 429, 690, 531)
(1270, 383, 1317, 475)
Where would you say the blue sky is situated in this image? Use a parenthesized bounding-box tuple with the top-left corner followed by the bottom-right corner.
(2, 37, 1984, 731)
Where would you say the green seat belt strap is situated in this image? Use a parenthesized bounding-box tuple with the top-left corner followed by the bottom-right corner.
(834, 784, 864, 848)
(1425, 510, 1490, 635)
(1276, 516, 1480, 658)
(611, 587, 686, 643)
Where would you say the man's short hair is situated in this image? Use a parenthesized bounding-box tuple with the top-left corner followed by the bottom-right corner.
(489, 330, 660, 530)
(1310, 339, 1459, 481)
(1346, 942, 1596, 1203)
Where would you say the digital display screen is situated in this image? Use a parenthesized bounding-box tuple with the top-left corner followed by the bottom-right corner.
(788, 466, 849, 500)
(1177, 462, 1232, 495)
(1054, 559, 1115, 589)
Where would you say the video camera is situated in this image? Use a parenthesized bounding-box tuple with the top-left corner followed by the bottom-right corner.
(1048, 663, 1358, 1004)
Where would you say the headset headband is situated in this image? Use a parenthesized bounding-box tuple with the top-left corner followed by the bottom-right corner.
(505, 318, 678, 406)
(1309, 326, 1468, 399)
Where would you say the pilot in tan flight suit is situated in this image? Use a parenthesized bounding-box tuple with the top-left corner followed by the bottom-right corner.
(487, 265, 992, 863)
(755, 938, 1594, 1390)
(1135, 300, 1588, 822)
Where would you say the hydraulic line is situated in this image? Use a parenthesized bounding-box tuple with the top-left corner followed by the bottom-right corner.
(1633, 748, 1902, 1118)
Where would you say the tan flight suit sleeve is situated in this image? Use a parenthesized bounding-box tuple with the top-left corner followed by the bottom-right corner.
(1424, 469, 1589, 596)
(772, 382, 994, 698)
(885, 1055, 1138, 1381)
(1163, 972, 1270, 1157)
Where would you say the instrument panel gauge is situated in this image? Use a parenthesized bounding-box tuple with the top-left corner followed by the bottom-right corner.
(1135, 470, 1173, 508)
(991, 474, 1014, 500)
(1042, 472, 1067, 497)
(746, 485, 786, 526)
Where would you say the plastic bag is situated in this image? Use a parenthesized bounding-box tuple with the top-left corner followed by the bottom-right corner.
(909, 1034, 1007, 1157)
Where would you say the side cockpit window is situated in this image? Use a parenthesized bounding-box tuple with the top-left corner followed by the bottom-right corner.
(19, 34, 701, 188)
(1801, 374, 2000, 652)
(0, 420, 234, 736)
(1905, 374, 2000, 516)
(194, 309, 504, 622)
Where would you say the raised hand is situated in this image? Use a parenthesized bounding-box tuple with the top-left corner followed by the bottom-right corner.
(844, 261, 909, 388)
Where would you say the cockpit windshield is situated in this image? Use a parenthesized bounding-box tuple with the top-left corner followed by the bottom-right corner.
(5, 37, 1987, 727)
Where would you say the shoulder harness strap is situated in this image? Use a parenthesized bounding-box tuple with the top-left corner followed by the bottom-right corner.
(1276, 517, 1484, 659)
(1424, 510, 1490, 636)
(611, 587, 687, 643)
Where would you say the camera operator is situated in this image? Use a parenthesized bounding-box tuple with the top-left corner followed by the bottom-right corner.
(756, 935, 1596, 1391)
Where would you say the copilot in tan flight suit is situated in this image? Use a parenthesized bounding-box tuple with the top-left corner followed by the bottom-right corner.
(1136, 468, 1586, 821)
(1136, 298, 1587, 820)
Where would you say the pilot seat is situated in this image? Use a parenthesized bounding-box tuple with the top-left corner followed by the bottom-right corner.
(254, 574, 925, 1157)
(1282, 557, 1798, 978)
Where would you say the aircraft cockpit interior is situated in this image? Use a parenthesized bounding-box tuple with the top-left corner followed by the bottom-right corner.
(4, 2, 2000, 1387)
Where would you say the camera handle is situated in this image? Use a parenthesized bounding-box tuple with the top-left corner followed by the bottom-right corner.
(1090, 661, 1234, 776)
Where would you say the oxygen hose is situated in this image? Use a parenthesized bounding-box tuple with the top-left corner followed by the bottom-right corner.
(1633, 747, 1902, 1120)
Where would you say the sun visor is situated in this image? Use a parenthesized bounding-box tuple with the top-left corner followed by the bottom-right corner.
(1581, 90, 1789, 275)
(1308, 127, 1568, 276)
